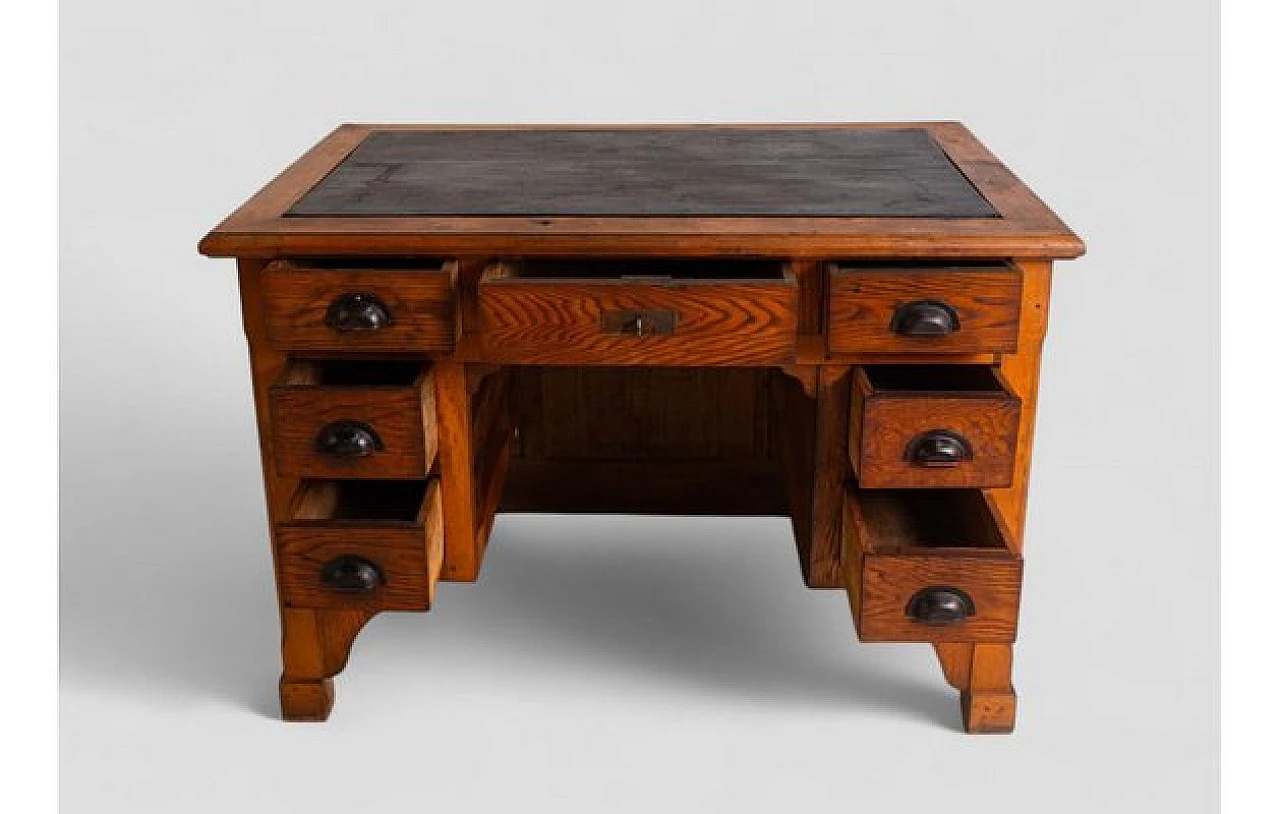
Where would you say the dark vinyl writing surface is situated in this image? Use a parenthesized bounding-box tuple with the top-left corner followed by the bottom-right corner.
(287, 129, 998, 218)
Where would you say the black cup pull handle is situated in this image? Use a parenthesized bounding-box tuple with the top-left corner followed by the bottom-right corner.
(905, 430, 973, 468)
(315, 421, 383, 459)
(906, 587, 976, 624)
(320, 556, 385, 594)
(325, 293, 392, 332)
(891, 300, 960, 337)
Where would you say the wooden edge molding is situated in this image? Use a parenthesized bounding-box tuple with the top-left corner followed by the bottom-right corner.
(198, 122, 1085, 259)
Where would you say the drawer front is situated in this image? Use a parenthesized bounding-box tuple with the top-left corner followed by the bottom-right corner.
(855, 553, 1023, 642)
(478, 261, 798, 365)
(261, 260, 455, 351)
(270, 363, 437, 479)
(850, 366, 1020, 489)
(278, 480, 444, 611)
(845, 489, 1022, 643)
(827, 264, 1021, 354)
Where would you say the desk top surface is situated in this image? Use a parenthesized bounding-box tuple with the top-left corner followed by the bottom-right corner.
(286, 128, 998, 219)
(200, 123, 1084, 259)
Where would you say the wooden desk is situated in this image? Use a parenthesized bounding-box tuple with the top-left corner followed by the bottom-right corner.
(200, 123, 1083, 732)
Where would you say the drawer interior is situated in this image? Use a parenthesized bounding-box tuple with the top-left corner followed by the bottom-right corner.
(490, 258, 787, 281)
(289, 480, 430, 523)
(850, 489, 1012, 555)
(278, 359, 426, 388)
(862, 364, 1009, 396)
(845, 487, 1022, 643)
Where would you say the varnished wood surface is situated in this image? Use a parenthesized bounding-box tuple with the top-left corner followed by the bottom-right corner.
(470, 369, 516, 558)
(504, 366, 782, 515)
(279, 607, 377, 721)
(432, 361, 483, 581)
(237, 259, 415, 721)
(849, 365, 1020, 489)
(287, 128, 998, 218)
(207, 124, 1084, 731)
(511, 366, 772, 461)
(933, 642, 1018, 733)
(960, 643, 1018, 733)
(277, 479, 444, 611)
(260, 259, 457, 351)
(269, 360, 437, 479)
(844, 488, 1022, 643)
(807, 367, 853, 588)
(198, 122, 1085, 259)
(228, 249, 1061, 729)
(476, 260, 798, 365)
(986, 259, 1054, 553)
(827, 263, 1023, 354)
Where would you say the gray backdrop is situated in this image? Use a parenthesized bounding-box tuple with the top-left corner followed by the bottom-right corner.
(61, 1, 1218, 811)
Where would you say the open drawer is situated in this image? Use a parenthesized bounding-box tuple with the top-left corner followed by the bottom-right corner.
(270, 359, 437, 479)
(844, 487, 1022, 642)
(277, 479, 444, 611)
(477, 259, 798, 365)
(850, 365, 1020, 489)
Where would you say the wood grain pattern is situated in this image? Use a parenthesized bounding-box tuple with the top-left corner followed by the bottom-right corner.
(827, 263, 1022, 354)
(987, 259, 1053, 553)
(933, 642, 972, 689)
(433, 361, 482, 581)
(790, 260, 825, 337)
(511, 367, 771, 461)
(206, 125, 1084, 731)
(850, 365, 1020, 489)
(807, 366, 853, 588)
(930, 641, 1017, 733)
(260, 259, 456, 351)
(279, 607, 377, 721)
(199, 122, 1085, 260)
(844, 488, 1022, 642)
(504, 366, 781, 514)
(470, 369, 515, 555)
(277, 479, 444, 611)
(269, 361, 437, 479)
(961, 643, 1017, 733)
(477, 261, 798, 365)
(774, 369, 818, 580)
(237, 260, 391, 722)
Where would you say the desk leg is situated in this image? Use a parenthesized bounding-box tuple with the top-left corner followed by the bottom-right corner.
(933, 642, 1017, 733)
(280, 608, 377, 721)
(238, 261, 384, 722)
(989, 259, 1053, 554)
(434, 361, 481, 581)
(775, 364, 850, 589)
(434, 360, 515, 583)
(927, 260, 1050, 733)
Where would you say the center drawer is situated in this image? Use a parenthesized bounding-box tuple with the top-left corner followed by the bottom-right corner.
(278, 479, 444, 611)
(477, 259, 798, 365)
(844, 487, 1022, 643)
(269, 359, 437, 479)
(850, 365, 1020, 489)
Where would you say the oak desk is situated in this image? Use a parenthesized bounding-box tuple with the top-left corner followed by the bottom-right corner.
(200, 123, 1083, 732)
